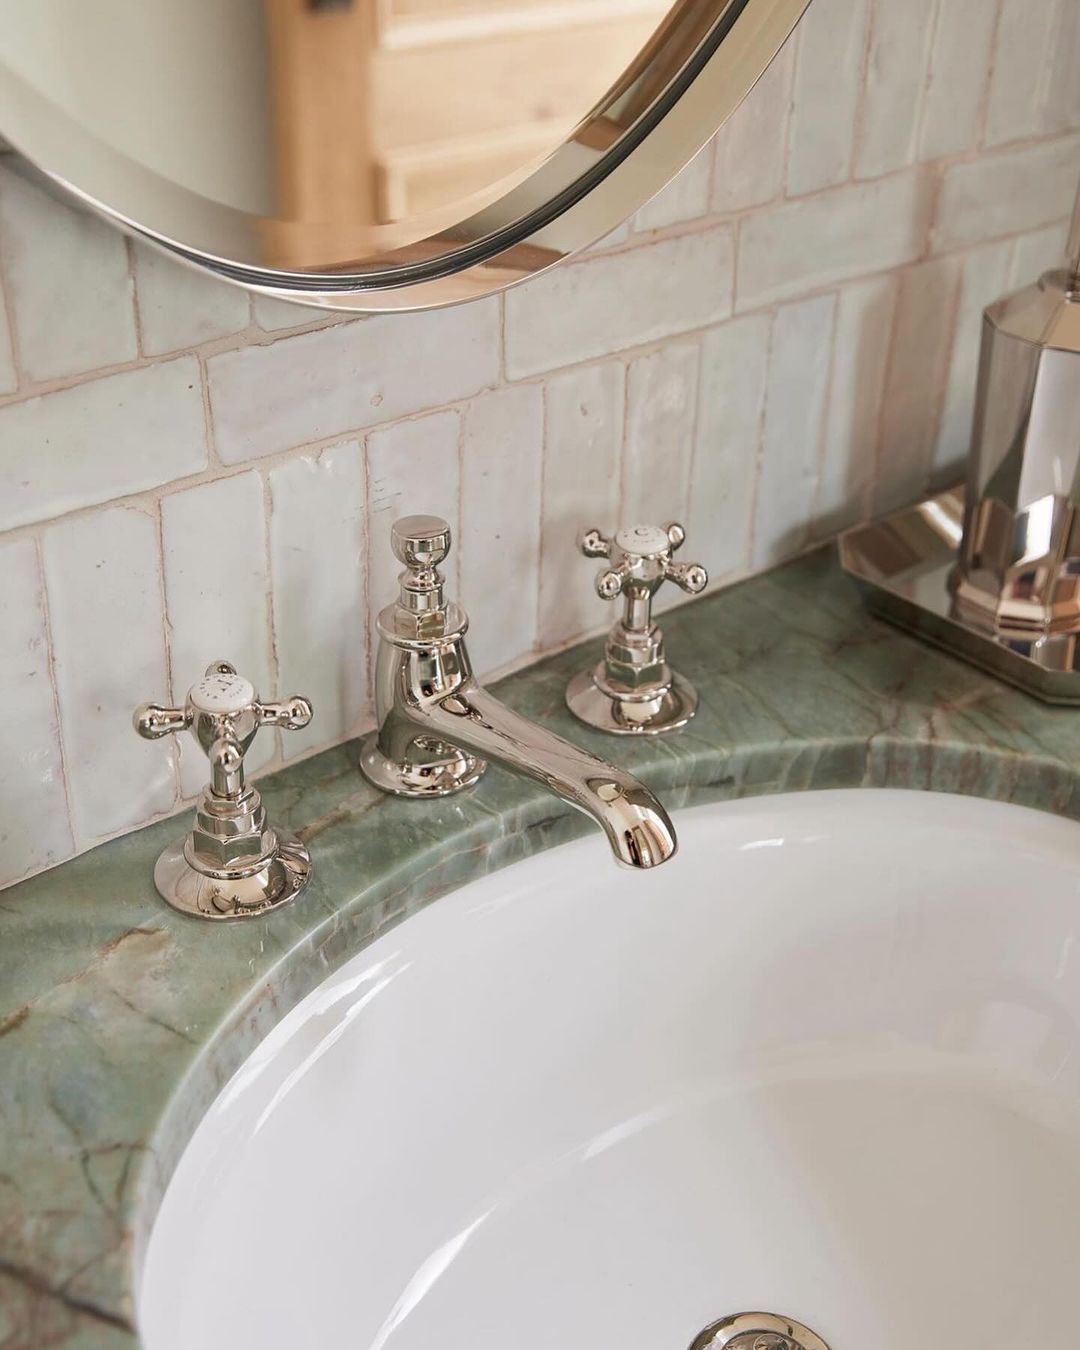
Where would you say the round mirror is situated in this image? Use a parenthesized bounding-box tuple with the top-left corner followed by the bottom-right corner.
(0, 0, 807, 311)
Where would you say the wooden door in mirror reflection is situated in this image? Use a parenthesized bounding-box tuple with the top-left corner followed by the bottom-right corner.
(262, 0, 672, 269)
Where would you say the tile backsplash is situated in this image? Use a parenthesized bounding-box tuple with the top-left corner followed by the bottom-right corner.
(1, 0, 1078, 889)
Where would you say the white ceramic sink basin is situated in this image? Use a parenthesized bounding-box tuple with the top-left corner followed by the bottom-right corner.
(140, 789, 1080, 1349)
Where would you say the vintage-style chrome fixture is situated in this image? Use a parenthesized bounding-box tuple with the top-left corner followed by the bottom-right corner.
(134, 662, 313, 919)
(567, 521, 707, 734)
(360, 514, 677, 868)
(842, 176, 1080, 703)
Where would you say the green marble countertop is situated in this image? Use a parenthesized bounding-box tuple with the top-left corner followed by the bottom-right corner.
(5, 547, 1080, 1348)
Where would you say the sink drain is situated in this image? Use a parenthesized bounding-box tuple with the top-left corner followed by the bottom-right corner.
(688, 1311, 831, 1350)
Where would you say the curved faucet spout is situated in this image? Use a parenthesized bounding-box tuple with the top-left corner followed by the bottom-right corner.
(359, 513, 678, 869)
(416, 681, 676, 868)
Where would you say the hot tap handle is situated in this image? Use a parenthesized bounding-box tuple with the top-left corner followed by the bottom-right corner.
(134, 660, 312, 797)
(579, 521, 708, 613)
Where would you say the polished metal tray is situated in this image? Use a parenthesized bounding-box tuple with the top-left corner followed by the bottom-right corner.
(839, 486, 1080, 704)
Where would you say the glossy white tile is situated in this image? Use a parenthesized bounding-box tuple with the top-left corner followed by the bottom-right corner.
(209, 301, 499, 462)
(1009, 221, 1071, 287)
(1043, 2, 1080, 135)
(933, 240, 1014, 480)
(690, 313, 770, 581)
(133, 243, 250, 356)
(0, 358, 208, 531)
(713, 40, 792, 212)
(252, 293, 327, 332)
(752, 294, 836, 570)
(0, 277, 15, 394)
(918, 0, 997, 162)
(43, 507, 175, 839)
(933, 135, 1080, 253)
(738, 170, 931, 312)
(269, 441, 368, 756)
(634, 149, 711, 232)
(460, 386, 543, 674)
(505, 228, 733, 378)
(0, 537, 73, 885)
(815, 275, 896, 535)
(538, 363, 624, 649)
(984, 0, 1060, 148)
(0, 164, 136, 382)
(622, 343, 699, 533)
(786, 0, 868, 197)
(854, 0, 935, 180)
(875, 255, 960, 513)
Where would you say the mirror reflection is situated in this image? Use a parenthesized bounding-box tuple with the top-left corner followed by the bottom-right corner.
(0, 0, 678, 269)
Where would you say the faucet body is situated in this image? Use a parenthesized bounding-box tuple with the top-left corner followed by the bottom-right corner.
(359, 515, 676, 869)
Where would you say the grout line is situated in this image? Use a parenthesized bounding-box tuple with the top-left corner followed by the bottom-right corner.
(866, 256, 908, 517)
(0, 210, 1070, 554)
(0, 218, 27, 393)
(261, 465, 283, 765)
(684, 339, 706, 538)
(32, 532, 79, 856)
(196, 352, 222, 469)
(743, 309, 778, 571)
(0, 312, 354, 410)
(534, 380, 554, 652)
(126, 237, 146, 360)
(361, 433, 378, 715)
(531, 382, 548, 656)
(1036, 0, 1066, 136)
(615, 356, 631, 525)
(497, 291, 508, 384)
(807, 291, 842, 532)
(849, 0, 879, 182)
(0, 133, 1076, 417)
(920, 252, 965, 491)
(861, 273, 899, 522)
(0, 132, 1076, 419)
(356, 434, 375, 728)
(154, 496, 182, 808)
(778, 12, 800, 199)
(911, 0, 946, 165)
(976, 0, 1008, 150)
(455, 394, 467, 598)
(680, 339, 704, 524)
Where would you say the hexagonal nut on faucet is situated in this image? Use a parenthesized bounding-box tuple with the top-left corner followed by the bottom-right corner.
(188, 792, 276, 871)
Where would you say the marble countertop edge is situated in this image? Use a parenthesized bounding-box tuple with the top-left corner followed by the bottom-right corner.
(4, 548, 1080, 1348)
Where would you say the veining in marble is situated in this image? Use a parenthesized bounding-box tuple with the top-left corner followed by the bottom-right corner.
(3, 549, 1080, 1347)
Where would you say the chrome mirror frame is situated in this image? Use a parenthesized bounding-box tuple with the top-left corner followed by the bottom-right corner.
(0, 0, 809, 313)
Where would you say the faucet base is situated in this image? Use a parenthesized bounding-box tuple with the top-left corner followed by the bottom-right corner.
(359, 732, 487, 797)
(152, 830, 311, 921)
(840, 485, 1080, 704)
(566, 666, 697, 735)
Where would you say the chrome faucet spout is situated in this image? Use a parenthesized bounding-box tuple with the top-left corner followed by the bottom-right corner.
(359, 514, 677, 869)
(409, 680, 675, 868)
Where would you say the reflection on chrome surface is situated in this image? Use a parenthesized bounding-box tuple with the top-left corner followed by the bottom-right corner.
(0, 0, 811, 306)
(2, 0, 672, 233)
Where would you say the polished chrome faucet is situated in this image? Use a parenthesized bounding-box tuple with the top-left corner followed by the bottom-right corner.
(566, 521, 707, 735)
(134, 661, 313, 920)
(359, 515, 677, 868)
